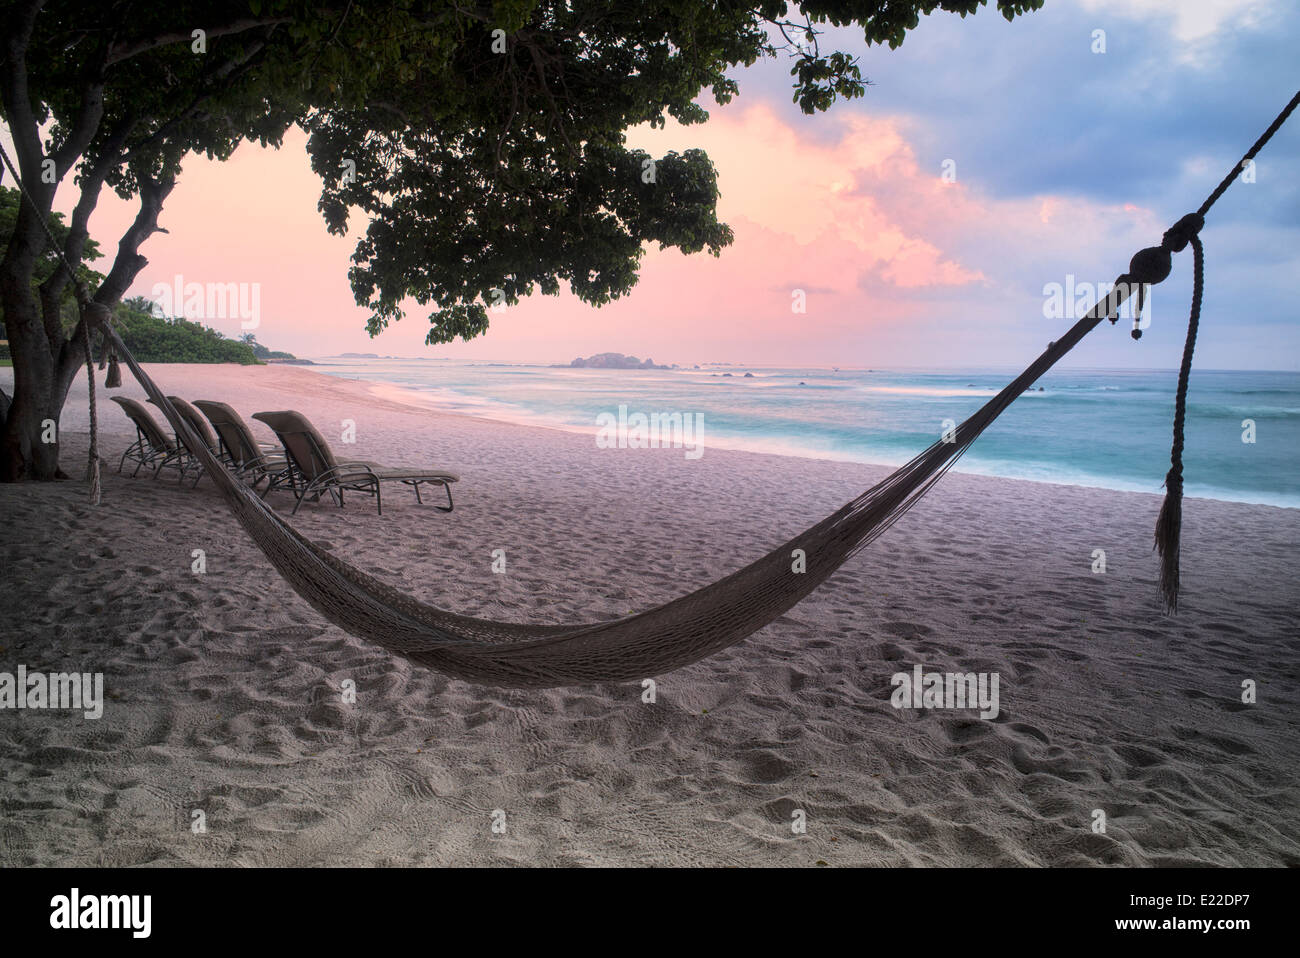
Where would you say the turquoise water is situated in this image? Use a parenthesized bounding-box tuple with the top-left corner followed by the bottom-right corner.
(309, 360, 1300, 508)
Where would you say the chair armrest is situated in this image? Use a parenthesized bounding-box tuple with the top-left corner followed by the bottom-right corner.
(316, 462, 380, 482)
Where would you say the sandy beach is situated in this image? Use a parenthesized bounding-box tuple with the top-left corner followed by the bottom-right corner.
(1, 362, 1297, 867)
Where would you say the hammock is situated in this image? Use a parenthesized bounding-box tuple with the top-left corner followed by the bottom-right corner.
(7, 92, 1298, 688)
(96, 271, 1147, 688)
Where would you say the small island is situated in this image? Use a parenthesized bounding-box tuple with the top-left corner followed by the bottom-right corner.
(559, 352, 668, 370)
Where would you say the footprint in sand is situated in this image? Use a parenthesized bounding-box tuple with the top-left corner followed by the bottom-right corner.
(882, 621, 934, 639)
(740, 750, 797, 785)
(1005, 721, 1051, 745)
(940, 718, 994, 745)
(876, 641, 907, 662)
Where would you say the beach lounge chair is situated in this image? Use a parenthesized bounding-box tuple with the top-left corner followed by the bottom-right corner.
(110, 396, 188, 481)
(252, 409, 458, 515)
(192, 399, 289, 489)
(146, 395, 219, 487)
(150, 395, 218, 453)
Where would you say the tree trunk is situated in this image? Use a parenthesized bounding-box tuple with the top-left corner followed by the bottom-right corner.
(0, 205, 64, 481)
(0, 311, 63, 481)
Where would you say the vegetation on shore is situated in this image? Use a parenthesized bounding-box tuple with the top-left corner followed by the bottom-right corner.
(111, 298, 259, 364)
(2, 293, 297, 367)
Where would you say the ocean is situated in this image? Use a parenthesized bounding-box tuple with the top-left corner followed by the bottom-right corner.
(308, 360, 1300, 509)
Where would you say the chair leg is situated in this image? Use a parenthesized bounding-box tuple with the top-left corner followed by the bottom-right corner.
(433, 482, 453, 513)
(292, 477, 323, 515)
(118, 443, 135, 475)
(413, 482, 423, 504)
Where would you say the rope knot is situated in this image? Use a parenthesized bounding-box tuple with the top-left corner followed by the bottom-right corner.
(80, 302, 122, 388)
(82, 301, 112, 331)
(1161, 212, 1205, 253)
(1127, 246, 1172, 285)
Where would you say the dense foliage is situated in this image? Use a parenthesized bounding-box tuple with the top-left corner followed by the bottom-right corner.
(243, 336, 296, 361)
(0, 186, 104, 335)
(112, 298, 259, 363)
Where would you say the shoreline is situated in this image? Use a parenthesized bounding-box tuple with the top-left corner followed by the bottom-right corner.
(355, 373, 1297, 510)
(66, 361, 1287, 510)
(4, 360, 1297, 518)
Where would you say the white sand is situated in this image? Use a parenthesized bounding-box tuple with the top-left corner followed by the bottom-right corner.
(1, 363, 1297, 866)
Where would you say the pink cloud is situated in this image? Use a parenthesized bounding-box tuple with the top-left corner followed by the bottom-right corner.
(44, 99, 1160, 365)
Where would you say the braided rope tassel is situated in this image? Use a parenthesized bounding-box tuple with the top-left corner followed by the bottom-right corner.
(105, 347, 122, 388)
(1154, 234, 1204, 612)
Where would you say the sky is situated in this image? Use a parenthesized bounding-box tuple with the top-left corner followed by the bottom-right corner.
(20, 0, 1300, 368)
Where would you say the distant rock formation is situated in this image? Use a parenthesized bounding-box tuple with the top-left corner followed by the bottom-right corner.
(563, 352, 668, 369)
(338, 352, 381, 359)
(249, 340, 308, 364)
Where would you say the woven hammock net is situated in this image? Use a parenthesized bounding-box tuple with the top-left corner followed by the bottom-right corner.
(101, 282, 1131, 688)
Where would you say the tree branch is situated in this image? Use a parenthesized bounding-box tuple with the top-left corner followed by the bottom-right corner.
(93, 167, 176, 306)
(117, 35, 274, 165)
(104, 17, 295, 66)
(38, 114, 138, 339)
(0, 0, 49, 170)
(47, 36, 112, 176)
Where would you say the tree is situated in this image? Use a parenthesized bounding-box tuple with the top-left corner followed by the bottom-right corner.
(0, 0, 1042, 480)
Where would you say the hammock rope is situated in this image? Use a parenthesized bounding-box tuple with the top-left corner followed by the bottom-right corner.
(5, 91, 1298, 687)
(81, 320, 101, 505)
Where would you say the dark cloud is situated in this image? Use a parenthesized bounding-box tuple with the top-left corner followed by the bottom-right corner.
(724, 2, 1297, 219)
(712, 1, 1298, 368)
